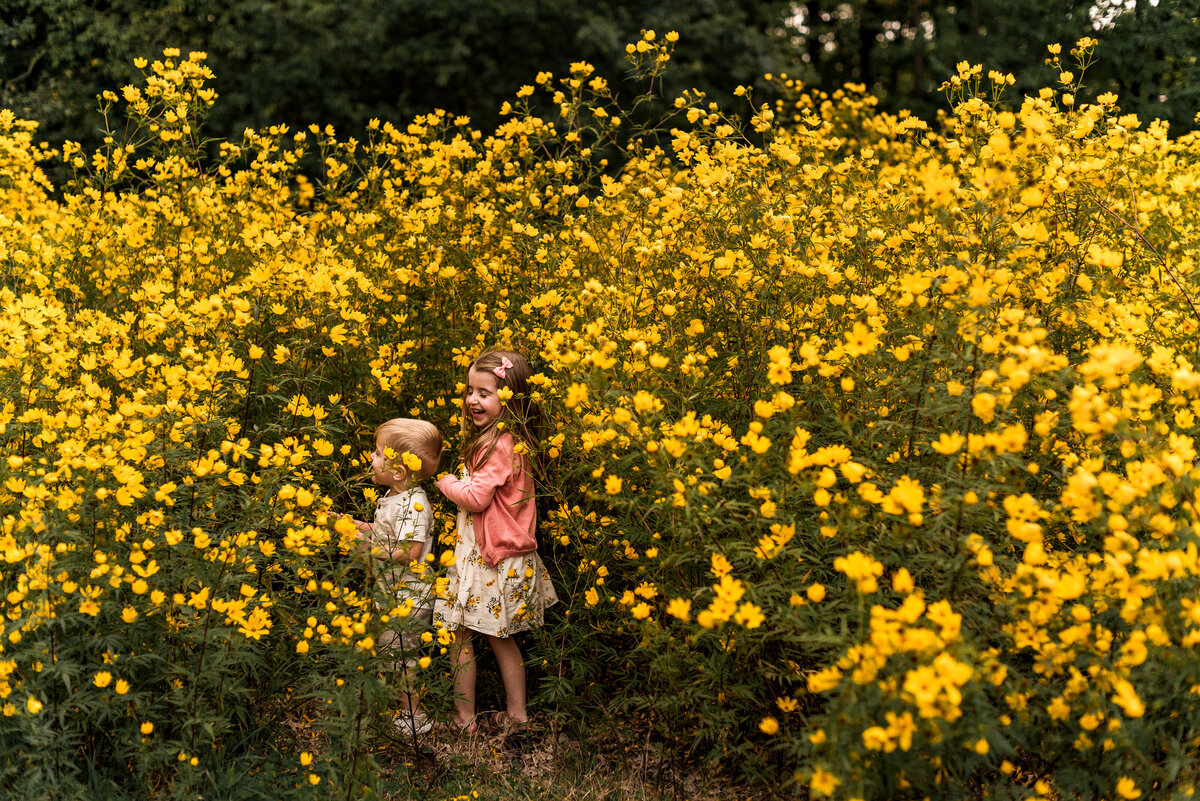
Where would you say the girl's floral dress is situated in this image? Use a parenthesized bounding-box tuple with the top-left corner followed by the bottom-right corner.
(433, 508, 558, 637)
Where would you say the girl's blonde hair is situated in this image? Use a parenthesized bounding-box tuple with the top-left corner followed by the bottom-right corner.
(460, 349, 540, 472)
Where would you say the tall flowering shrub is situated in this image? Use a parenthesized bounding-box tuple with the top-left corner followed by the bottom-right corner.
(0, 52, 454, 799)
(2, 36, 1199, 800)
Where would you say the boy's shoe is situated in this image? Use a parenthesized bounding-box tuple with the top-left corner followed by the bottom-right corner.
(393, 710, 433, 736)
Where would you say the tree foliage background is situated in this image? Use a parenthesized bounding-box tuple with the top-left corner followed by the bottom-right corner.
(3, 0, 1198, 154)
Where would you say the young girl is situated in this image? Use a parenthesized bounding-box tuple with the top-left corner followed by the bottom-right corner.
(433, 349, 558, 732)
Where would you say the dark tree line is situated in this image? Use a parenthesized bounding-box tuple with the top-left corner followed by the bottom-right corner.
(2, 0, 1197, 153)
(799, 0, 1200, 129)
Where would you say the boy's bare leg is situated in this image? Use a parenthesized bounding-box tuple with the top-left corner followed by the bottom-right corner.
(401, 668, 421, 716)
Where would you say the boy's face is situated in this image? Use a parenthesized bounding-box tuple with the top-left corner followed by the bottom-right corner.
(465, 366, 503, 430)
(369, 440, 406, 489)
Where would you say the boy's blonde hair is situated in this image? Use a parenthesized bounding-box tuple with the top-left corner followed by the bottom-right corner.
(375, 418, 442, 481)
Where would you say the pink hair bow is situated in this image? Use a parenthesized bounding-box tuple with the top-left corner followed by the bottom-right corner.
(492, 356, 514, 379)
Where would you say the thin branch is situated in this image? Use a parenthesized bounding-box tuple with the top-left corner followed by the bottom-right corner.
(1085, 181, 1200, 328)
(3, 51, 44, 92)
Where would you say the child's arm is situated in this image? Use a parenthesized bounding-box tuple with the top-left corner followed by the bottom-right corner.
(436, 441, 512, 512)
(360, 495, 430, 562)
(340, 513, 372, 533)
(363, 538, 424, 564)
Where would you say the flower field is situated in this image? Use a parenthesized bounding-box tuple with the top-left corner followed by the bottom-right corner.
(3, 35, 1200, 800)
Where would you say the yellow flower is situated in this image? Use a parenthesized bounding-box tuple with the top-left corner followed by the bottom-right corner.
(759, 716, 779, 735)
(810, 769, 840, 797)
(839, 462, 867, 483)
(734, 602, 764, 629)
(767, 345, 793, 385)
(808, 667, 843, 693)
(94, 671, 113, 689)
(666, 598, 691, 621)
(1110, 680, 1145, 718)
(843, 322, 880, 357)
(862, 726, 891, 752)
(972, 393, 997, 423)
(834, 552, 884, 594)
(881, 476, 924, 522)
(1116, 777, 1141, 800)
(930, 433, 964, 455)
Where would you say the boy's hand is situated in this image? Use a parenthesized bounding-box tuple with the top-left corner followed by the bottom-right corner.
(337, 513, 371, 533)
(351, 533, 377, 558)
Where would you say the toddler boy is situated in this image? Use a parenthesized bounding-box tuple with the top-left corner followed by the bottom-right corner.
(356, 417, 442, 736)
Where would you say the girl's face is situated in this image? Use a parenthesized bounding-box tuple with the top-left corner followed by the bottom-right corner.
(465, 366, 503, 430)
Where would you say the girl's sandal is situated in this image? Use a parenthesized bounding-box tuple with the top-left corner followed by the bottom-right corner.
(436, 716, 478, 736)
(486, 711, 531, 735)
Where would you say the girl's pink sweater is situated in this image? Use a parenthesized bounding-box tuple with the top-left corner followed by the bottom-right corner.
(436, 433, 537, 567)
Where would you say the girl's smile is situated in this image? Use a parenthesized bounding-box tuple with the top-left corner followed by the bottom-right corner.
(465, 367, 503, 429)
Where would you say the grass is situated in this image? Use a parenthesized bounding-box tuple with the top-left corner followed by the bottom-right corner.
(374, 718, 741, 801)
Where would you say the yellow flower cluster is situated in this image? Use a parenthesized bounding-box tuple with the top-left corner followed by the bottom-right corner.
(2, 35, 1199, 800)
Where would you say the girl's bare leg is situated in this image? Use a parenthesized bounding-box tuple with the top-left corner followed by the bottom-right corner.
(449, 628, 477, 729)
(486, 634, 527, 722)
